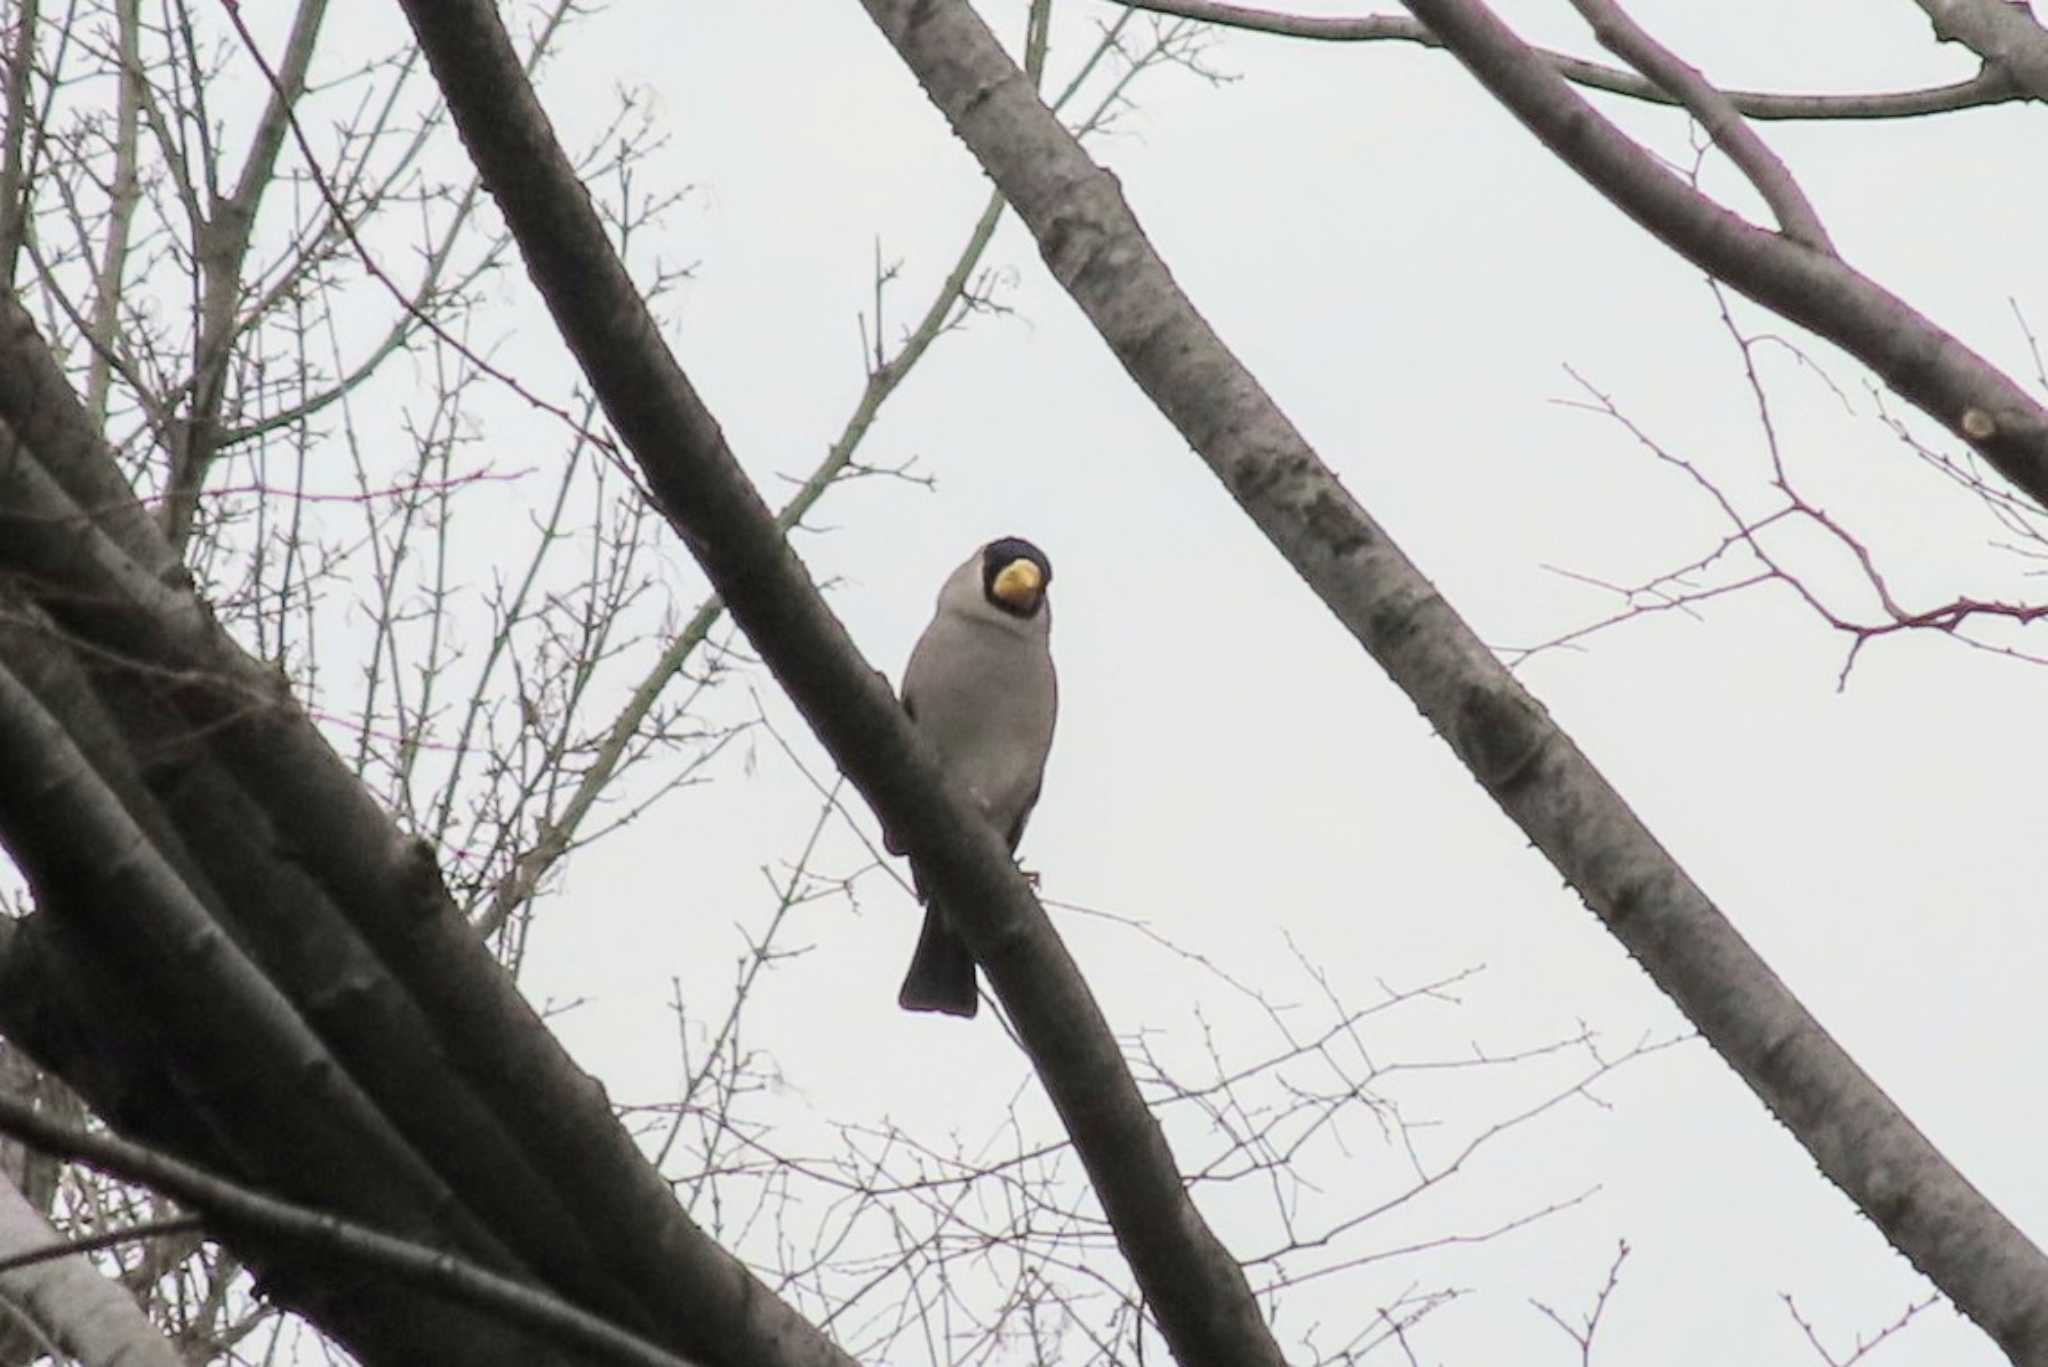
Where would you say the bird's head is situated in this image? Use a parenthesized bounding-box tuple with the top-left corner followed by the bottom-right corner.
(981, 537, 1051, 619)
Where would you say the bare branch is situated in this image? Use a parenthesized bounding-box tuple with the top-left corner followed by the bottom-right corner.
(0, 0, 43, 284)
(1909, 0, 2048, 100)
(471, 0, 1095, 935)
(1783, 1290, 1941, 1366)
(1564, 0, 1835, 253)
(0, 1094, 701, 1367)
(1531, 1240, 1629, 1365)
(389, 3, 1288, 1366)
(82, 0, 146, 425)
(850, 0, 2048, 1359)
(1395, 0, 2048, 510)
(161, 0, 336, 552)
(1529, 312, 2048, 684)
(215, 0, 624, 461)
(0, 1178, 189, 1367)
(1105, 0, 2026, 118)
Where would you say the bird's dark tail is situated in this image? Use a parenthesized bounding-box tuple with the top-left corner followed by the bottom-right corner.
(897, 907, 979, 1017)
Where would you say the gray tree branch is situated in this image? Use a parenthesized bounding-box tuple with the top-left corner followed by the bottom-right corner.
(1911, 0, 2048, 99)
(0, 1174, 187, 1367)
(1392, 0, 2048, 510)
(852, 0, 2048, 1361)
(1564, 0, 1835, 253)
(0, 1095, 698, 1367)
(82, 0, 144, 426)
(163, 0, 332, 551)
(386, 3, 1286, 1366)
(0, 0, 42, 285)
(1107, 0, 2027, 118)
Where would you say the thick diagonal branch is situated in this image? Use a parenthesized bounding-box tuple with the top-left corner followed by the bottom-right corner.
(1564, 0, 1834, 253)
(854, 0, 2048, 1361)
(387, 4, 1287, 1367)
(1395, 0, 2048, 510)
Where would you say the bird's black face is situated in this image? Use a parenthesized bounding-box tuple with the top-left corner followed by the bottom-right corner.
(981, 537, 1052, 619)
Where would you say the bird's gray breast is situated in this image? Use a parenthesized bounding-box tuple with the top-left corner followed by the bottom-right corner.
(901, 611, 1056, 840)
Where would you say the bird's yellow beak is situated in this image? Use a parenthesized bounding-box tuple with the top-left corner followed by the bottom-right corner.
(991, 557, 1043, 609)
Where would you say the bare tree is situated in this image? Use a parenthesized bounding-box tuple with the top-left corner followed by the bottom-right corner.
(4, 2, 1530, 1364)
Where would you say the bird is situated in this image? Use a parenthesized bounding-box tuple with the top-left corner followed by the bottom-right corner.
(885, 536, 1058, 1017)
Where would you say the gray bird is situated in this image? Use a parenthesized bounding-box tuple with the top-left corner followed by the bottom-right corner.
(885, 537, 1058, 1017)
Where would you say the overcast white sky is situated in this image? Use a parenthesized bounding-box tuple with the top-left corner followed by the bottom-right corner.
(286, 2, 2048, 1361)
